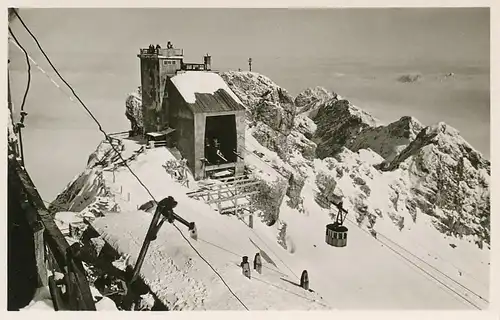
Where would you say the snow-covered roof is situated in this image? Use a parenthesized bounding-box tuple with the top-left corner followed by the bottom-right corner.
(146, 128, 175, 137)
(170, 71, 244, 108)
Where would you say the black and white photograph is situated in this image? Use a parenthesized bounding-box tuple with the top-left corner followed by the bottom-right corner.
(6, 4, 493, 312)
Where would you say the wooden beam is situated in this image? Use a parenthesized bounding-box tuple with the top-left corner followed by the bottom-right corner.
(206, 191, 259, 205)
(215, 174, 248, 182)
(33, 220, 47, 287)
(205, 162, 237, 171)
(210, 177, 258, 189)
(187, 180, 260, 198)
(219, 202, 252, 213)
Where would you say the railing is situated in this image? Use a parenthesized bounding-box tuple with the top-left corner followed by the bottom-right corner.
(139, 48, 184, 57)
(160, 48, 183, 57)
(182, 63, 207, 71)
(148, 140, 168, 148)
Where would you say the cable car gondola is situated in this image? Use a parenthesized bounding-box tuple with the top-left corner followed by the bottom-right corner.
(325, 201, 349, 247)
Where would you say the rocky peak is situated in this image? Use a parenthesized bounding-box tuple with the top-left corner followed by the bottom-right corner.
(387, 121, 489, 173)
(347, 115, 425, 162)
(294, 86, 337, 114)
(311, 98, 380, 159)
(395, 116, 425, 140)
(379, 121, 490, 245)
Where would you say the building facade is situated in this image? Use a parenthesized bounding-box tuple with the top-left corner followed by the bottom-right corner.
(137, 42, 245, 179)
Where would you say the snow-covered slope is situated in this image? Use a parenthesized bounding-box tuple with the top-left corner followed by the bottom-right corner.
(53, 141, 327, 310)
(50, 135, 488, 310)
(51, 71, 489, 310)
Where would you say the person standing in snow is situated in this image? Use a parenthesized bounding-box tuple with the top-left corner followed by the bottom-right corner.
(241, 256, 251, 279)
(254, 253, 262, 274)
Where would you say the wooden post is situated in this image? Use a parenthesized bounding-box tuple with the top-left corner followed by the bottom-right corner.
(234, 181, 238, 216)
(234, 198, 238, 216)
(127, 192, 131, 202)
(249, 214, 254, 229)
(120, 185, 123, 194)
(217, 189, 221, 213)
(33, 220, 47, 287)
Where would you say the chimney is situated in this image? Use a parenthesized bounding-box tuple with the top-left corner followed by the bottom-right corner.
(204, 54, 212, 71)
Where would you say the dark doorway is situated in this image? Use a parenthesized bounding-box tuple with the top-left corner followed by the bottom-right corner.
(204, 115, 237, 165)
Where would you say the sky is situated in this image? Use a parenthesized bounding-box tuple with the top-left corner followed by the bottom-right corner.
(8, 8, 490, 201)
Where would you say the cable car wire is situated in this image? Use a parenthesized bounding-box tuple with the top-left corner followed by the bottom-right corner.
(8, 26, 31, 166)
(343, 217, 483, 310)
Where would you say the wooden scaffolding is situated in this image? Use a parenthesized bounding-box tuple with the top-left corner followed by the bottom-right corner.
(186, 175, 260, 227)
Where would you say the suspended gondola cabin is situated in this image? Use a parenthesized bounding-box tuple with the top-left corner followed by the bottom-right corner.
(325, 223, 348, 247)
(325, 201, 349, 247)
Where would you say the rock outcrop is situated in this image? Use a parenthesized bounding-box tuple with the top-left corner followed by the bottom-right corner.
(125, 88, 143, 136)
(312, 99, 380, 159)
(222, 71, 311, 213)
(294, 86, 337, 116)
(221, 71, 296, 135)
(348, 116, 425, 162)
(383, 122, 491, 245)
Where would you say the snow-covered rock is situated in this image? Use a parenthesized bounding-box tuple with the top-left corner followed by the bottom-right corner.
(348, 116, 425, 162)
(294, 86, 337, 116)
(294, 114, 317, 139)
(125, 87, 143, 136)
(382, 122, 490, 245)
(221, 71, 296, 135)
(222, 72, 313, 213)
(312, 98, 380, 159)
